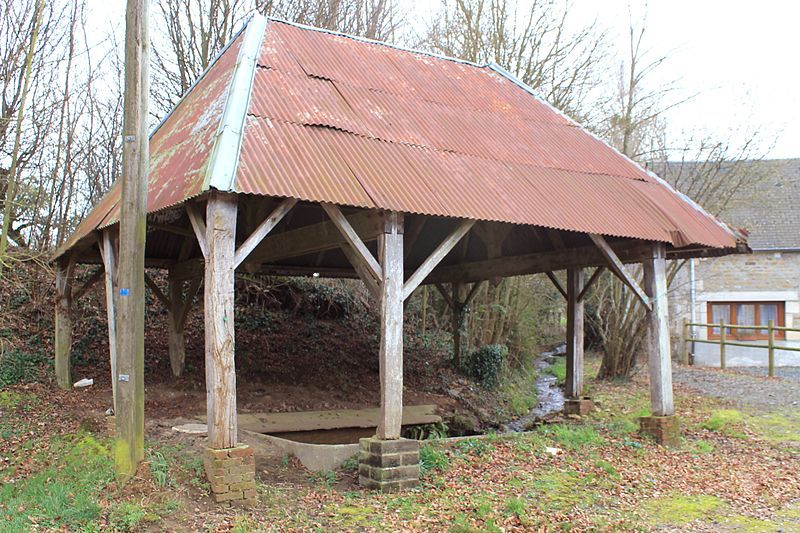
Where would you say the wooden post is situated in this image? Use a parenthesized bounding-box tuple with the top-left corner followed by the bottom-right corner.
(681, 318, 690, 365)
(205, 192, 238, 449)
(719, 319, 727, 370)
(167, 275, 187, 377)
(115, 0, 149, 478)
(54, 255, 75, 390)
(565, 268, 584, 399)
(642, 243, 674, 417)
(768, 319, 775, 377)
(452, 283, 468, 367)
(377, 212, 404, 440)
(100, 230, 119, 404)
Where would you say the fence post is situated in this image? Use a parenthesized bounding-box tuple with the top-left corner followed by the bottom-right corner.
(719, 319, 726, 370)
(768, 319, 775, 378)
(681, 318, 691, 365)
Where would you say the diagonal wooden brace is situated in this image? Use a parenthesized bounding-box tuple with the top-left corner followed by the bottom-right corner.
(589, 234, 651, 310)
(321, 203, 383, 288)
(234, 198, 297, 268)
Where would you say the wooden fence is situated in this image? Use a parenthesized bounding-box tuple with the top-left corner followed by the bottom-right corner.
(682, 319, 800, 377)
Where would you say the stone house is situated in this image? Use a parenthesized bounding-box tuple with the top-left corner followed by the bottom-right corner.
(669, 159, 800, 366)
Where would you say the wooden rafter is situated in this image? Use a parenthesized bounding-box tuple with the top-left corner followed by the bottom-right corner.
(402, 219, 475, 301)
(588, 234, 651, 310)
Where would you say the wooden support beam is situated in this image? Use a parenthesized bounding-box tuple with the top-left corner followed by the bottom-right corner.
(177, 275, 202, 327)
(377, 212, 404, 440)
(643, 243, 674, 416)
(72, 267, 104, 301)
(451, 283, 468, 367)
(167, 276, 186, 377)
(577, 266, 605, 302)
(565, 268, 584, 399)
(150, 223, 193, 237)
(54, 254, 76, 390)
(434, 282, 455, 309)
(144, 272, 170, 309)
(205, 192, 238, 449)
(464, 280, 486, 307)
(321, 203, 382, 285)
(403, 219, 474, 301)
(341, 245, 381, 300)
(245, 210, 383, 266)
(234, 197, 296, 268)
(186, 202, 207, 259)
(426, 241, 652, 284)
(100, 229, 119, 405)
(588, 234, 652, 311)
(545, 271, 567, 299)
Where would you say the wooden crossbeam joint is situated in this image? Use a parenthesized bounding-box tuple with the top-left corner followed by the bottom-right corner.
(577, 266, 605, 302)
(402, 219, 475, 301)
(545, 271, 567, 299)
(589, 234, 651, 310)
(186, 202, 207, 259)
(234, 197, 297, 268)
(322, 203, 382, 285)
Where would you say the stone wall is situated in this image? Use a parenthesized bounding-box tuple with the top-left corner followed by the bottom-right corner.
(669, 251, 800, 361)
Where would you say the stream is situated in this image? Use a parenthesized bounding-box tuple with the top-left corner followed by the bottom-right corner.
(504, 347, 566, 432)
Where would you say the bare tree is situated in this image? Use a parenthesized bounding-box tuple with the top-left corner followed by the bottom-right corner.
(423, 0, 607, 120)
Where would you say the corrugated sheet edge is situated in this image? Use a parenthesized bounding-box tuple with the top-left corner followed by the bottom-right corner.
(204, 14, 268, 192)
(487, 62, 742, 249)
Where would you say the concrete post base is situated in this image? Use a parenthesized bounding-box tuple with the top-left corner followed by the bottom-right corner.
(358, 437, 419, 492)
(203, 444, 257, 506)
(639, 415, 680, 447)
(564, 397, 594, 416)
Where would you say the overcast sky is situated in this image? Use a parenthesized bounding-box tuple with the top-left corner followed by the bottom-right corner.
(88, 0, 798, 159)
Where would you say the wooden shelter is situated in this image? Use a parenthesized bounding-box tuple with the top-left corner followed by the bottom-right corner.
(54, 15, 746, 498)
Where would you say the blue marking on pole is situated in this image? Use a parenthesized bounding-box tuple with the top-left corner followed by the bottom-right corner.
(120, 288, 130, 296)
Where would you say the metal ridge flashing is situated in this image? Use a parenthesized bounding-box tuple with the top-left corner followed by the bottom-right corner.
(204, 13, 268, 192)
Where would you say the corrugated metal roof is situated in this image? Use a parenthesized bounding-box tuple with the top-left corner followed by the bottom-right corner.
(60, 14, 740, 257)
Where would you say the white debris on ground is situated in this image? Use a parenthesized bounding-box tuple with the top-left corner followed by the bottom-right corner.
(73, 378, 93, 388)
(172, 423, 208, 435)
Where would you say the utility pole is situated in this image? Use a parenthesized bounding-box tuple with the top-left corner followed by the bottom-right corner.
(116, 0, 148, 479)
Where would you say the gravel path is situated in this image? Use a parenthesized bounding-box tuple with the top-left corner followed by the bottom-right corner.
(730, 366, 800, 383)
(672, 365, 800, 411)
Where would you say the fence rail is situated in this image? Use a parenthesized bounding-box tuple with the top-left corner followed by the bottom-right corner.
(682, 319, 800, 377)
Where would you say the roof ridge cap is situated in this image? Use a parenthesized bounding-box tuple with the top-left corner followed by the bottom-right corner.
(203, 13, 268, 192)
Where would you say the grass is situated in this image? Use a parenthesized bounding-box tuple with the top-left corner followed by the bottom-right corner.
(546, 357, 566, 385)
(538, 424, 604, 450)
(641, 494, 727, 526)
(0, 432, 114, 530)
(419, 443, 450, 477)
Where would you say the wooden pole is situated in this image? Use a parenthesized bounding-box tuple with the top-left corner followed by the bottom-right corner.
(642, 243, 674, 417)
(719, 319, 726, 370)
(205, 192, 238, 449)
(377, 212, 404, 440)
(54, 255, 75, 389)
(565, 268, 584, 399)
(681, 318, 690, 365)
(451, 283, 468, 367)
(768, 319, 775, 377)
(115, 0, 149, 478)
(167, 275, 187, 377)
(100, 229, 119, 404)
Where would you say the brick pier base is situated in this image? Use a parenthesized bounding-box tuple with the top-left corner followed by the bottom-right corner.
(639, 415, 680, 447)
(203, 444, 257, 506)
(564, 397, 594, 416)
(358, 437, 419, 492)
(106, 415, 116, 438)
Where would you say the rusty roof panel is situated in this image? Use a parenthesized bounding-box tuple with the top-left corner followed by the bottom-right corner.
(236, 117, 374, 207)
(62, 16, 739, 259)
